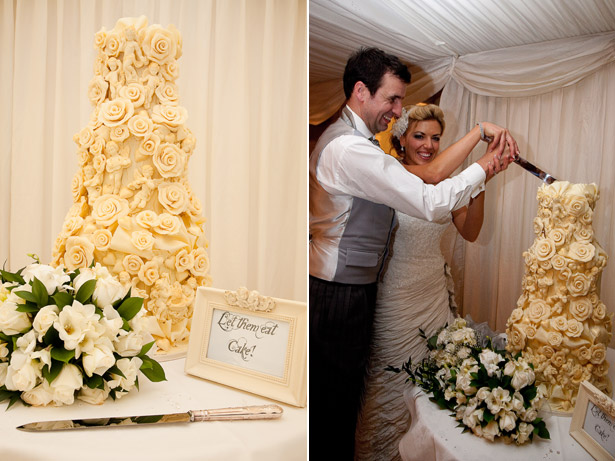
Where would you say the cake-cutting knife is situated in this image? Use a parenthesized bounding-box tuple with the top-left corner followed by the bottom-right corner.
(513, 154, 557, 184)
(482, 133, 557, 184)
(17, 404, 283, 432)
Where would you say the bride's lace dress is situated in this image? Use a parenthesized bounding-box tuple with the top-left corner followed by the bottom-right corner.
(355, 212, 458, 461)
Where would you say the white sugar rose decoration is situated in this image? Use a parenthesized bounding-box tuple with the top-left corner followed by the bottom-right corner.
(568, 242, 595, 262)
(155, 213, 181, 235)
(98, 98, 135, 127)
(63, 236, 95, 270)
(569, 297, 593, 321)
(131, 230, 155, 252)
(152, 104, 188, 128)
(119, 82, 146, 108)
(92, 194, 130, 227)
(153, 143, 186, 178)
(141, 25, 178, 64)
(158, 182, 189, 215)
(566, 273, 592, 297)
(123, 254, 144, 274)
(127, 112, 154, 137)
(534, 238, 556, 261)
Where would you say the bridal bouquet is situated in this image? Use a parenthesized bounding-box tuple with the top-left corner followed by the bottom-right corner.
(388, 318, 550, 444)
(0, 257, 165, 408)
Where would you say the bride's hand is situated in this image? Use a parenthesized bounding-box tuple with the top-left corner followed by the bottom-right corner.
(482, 122, 519, 162)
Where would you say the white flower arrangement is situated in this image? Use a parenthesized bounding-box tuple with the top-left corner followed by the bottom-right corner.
(388, 318, 550, 444)
(0, 257, 165, 408)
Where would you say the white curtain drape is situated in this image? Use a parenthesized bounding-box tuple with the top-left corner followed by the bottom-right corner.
(0, 0, 307, 302)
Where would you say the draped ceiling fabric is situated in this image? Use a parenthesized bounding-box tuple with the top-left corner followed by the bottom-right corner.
(310, 0, 615, 335)
(1, 0, 307, 303)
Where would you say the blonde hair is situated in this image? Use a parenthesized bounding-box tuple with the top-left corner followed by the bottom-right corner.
(391, 104, 445, 139)
(390, 104, 445, 157)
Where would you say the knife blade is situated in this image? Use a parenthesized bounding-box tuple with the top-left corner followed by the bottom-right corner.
(17, 404, 283, 432)
(513, 155, 557, 184)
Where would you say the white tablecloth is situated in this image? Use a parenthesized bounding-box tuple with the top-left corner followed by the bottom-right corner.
(0, 358, 307, 461)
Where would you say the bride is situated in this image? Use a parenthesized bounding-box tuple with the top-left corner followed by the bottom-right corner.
(355, 104, 502, 460)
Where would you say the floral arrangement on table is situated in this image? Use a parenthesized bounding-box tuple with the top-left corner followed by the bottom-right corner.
(388, 318, 550, 444)
(0, 257, 166, 408)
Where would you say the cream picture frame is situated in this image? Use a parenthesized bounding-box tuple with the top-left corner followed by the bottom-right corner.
(185, 287, 307, 407)
(570, 380, 615, 461)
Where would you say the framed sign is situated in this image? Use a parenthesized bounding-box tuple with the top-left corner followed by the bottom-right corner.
(185, 287, 307, 407)
(570, 380, 615, 461)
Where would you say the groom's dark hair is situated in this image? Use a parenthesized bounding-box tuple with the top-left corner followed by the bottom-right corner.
(343, 47, 411, 99)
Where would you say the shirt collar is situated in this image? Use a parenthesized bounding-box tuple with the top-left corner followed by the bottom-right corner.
(345, 106, 374, 139)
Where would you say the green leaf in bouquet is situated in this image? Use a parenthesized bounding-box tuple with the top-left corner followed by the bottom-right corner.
(76, 279, 97, 304)
(139, 356, 167, 382)
(427, 334, 438, 350)
(117, 297, 143, 321)
(520, 385, 538, 406)
(0, 388, 22, 410)
(31, 277, 49, 307)
(113, 287, 132, 308)
(50, 346, 75, 363)
(0, 268, 25, 285)
(483, 410, 495, 423)
(15, 302, 40, 314)
(69, 268, 81, 283)
(14, 290, 37, 304)
(533, 418, 550, 440)
(85, 374, 105, 390)
(42, 325, 60, 346)
(42, 360, 63, 384)
(138, 341, 155, 357)
(107, 364, 127, 379)
(52, 291, 74, 309)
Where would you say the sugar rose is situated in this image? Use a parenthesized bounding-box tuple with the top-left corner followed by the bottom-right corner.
(153, 143, 186, 178)
(127, 112, 154, 137)
(569, 297, 592, 321)
(527, 299, 551, 323)
(123, 254, 144, 274)
(158, 182, 189, 215)
(152, 104, 188, 128)
(568, 242, 595, 262)
(64, 236, 95, 270)
(138, 260, 160, 286)
(93, 229, 113, 251)
(566, 273, 592, 296)
(141, 24, 179, 64)
(155, 213, 181, 234)
(88, 76, 109, 106)
(155, 82, 179, 105)
(98, 98, 135, 127)
(131, 230, 155, 251)
(92, 194, 130, 227)
(137, 132, 161, 158)
(534, 238, 556, 261)
(564, 194, 589, 217)
(547, 228, 566, 248)
(119, 82, 146, 108)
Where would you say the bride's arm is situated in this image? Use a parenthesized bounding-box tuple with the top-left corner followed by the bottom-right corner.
(451, 191, 485, 242)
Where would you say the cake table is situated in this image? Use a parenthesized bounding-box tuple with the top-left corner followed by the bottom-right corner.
(0, 358, 307, 460)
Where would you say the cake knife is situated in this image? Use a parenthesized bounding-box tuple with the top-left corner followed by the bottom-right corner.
(481, 133, 557, 184)
(513, 154, 557, 184)
(17, 404, 283, 432)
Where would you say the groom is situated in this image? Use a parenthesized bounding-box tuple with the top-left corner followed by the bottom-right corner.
(309, 46, 515, 459)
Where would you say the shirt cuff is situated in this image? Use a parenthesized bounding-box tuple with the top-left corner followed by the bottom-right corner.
(459, 162, 487, 198)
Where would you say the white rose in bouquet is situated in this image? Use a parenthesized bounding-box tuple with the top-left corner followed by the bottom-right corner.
(479, 349, 503, 377)
(21, 380, 54, 406)
(82, 338, 116, 377)
(498, 410, 517, 432)
(32, 305, 60, 341)
(481, 420, 501, 441)
(114, 330, 144, 357)
(22, 264, 70, 295)
(108, 357, 143, 396)
(486, 387, 511, 414)
(0, 299, 32, 335)
(4, 350, 41, 392)
(514, 422, 534, 444)
(0, 362, 8, 387)
(77, 383, 110, 405)
(51, 364, 83, 405)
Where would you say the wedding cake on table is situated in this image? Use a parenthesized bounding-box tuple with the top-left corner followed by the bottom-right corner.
(52, 16, 211, 354)
(506, 181, 612, 412)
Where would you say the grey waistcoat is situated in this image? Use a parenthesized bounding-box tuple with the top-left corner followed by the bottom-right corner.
(309, 108, 396, 284)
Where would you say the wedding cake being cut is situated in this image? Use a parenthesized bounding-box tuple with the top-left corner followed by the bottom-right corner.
(52, 16, 211, 354)
(506, 181, 612, 412)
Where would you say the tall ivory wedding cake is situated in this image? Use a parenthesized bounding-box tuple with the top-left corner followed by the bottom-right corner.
(506, 181, 612, 412)
(52, 17, 211, 353)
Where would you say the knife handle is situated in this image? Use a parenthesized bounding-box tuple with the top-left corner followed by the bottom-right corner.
(189, 404, 283, 421)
